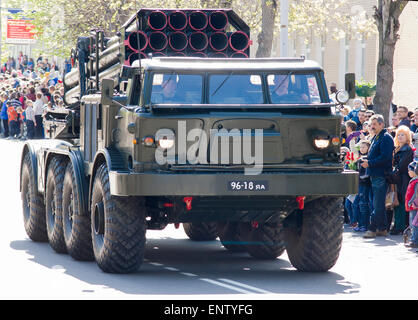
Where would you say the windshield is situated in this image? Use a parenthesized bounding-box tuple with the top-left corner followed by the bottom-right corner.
(209, 74, 264, 104)
(150, 73, 203, 104)
(268, 73, 322, 104)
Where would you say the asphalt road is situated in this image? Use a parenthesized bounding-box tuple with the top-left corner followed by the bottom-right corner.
(0, 139, 417, 300)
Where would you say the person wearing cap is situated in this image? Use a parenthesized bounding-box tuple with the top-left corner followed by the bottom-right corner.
(362, 114, 395, 238)
(404, 161, 418, 248)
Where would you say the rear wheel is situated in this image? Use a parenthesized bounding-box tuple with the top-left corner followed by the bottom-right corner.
(45, 157, 67, 253)
(62, 162, 94, 261)
(91, 163, 146, 273)
(183, 222, 218, 241)
(240, 220, 286, 259)
(21, 152, 47, 242)
(284, 197, 343, 272)
(217, 221, 246, 252)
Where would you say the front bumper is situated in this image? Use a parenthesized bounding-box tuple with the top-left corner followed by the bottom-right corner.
(109, 170, 358, 197)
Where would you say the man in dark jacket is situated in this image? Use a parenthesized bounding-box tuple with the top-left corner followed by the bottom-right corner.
(361, 114, 395, 238)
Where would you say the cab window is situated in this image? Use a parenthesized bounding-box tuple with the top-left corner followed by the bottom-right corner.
(208, 74, 264, 104)
(150, 73, 203, 104)
(268, 73, 322, 104)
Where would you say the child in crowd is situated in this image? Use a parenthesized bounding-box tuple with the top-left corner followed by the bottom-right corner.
(404, 161, 418, 248)
(354, 140, 372, 232)
(24, 100, 35, 139)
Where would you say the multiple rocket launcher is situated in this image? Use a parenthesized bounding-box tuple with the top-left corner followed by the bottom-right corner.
(63, 8, 251, 106)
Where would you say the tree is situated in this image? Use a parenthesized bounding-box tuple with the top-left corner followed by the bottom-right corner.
(373, 0, 408, 124)
(256, 0, 277, 58)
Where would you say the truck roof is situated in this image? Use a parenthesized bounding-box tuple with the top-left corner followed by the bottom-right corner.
(133, 57, 323, 73)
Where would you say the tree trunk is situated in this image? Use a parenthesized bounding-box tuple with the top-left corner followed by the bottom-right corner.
(256, 0, 278, 58)
(373, 0, 407, 125)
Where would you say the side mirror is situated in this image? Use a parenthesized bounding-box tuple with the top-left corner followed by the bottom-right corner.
(101, 78, 114, 105)
(345, 73, 356, 99)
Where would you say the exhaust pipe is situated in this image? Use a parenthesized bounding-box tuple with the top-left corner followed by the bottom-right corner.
(229, 31, 250, 52)
(209, 32, 229, 51)
(209, 11, 228, 31)
(125, 31, 148, 51)
(148, 31, 168, 51)
(148, 10, 167, 31)
(169, 31, 188, 51)
(168, 10, 188, 31)
(189, 32, 208, 51)
(189, 10, 208, 31)
(230, 51, 248, 58)
(208, 51, 227, 58)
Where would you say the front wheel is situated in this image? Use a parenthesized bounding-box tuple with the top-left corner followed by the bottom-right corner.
(91, 163, 147, 273)
(284, 197, 343, 272)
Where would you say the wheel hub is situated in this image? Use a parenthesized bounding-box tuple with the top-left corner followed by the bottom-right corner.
(93, 201, 105, 235)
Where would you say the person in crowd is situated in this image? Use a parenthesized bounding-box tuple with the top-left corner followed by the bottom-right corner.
(329, 82, 338, 103)
(355, 140, 372, 232)
(362, 114, 395, 238)
(405, 161, 418, 248)
(0, 93, 9, 137)
(24, 100, 35, 139)
(365, 110, 375, 121)
(7, 100, 20, 139)
(345, 98, 363, 127)
(397, 106, 411, 128)
(386, 126, 414, 235)
(410, 108, 418, 133)
(343, 120, 361, 149)
(33, 92, 45, 139)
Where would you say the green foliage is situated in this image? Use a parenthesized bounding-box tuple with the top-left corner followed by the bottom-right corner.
(355, 79, 376, 97)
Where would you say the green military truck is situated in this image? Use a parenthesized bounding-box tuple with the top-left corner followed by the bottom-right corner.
(19, 8, 358, 274)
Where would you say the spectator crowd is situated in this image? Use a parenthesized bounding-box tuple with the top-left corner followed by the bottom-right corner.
(339, 87, 418, 249)
(0, 53, 66, 140)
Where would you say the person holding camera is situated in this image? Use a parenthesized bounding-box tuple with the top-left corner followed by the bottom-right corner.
(362, 114, 395, 238)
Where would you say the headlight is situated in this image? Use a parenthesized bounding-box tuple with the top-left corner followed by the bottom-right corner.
(314, 138, 330, 149)
(335, 90, 350, 104)
(158, 137, 175, 149)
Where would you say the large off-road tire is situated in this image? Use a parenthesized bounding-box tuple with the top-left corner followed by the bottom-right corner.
(284, 197, 344, 272)
(45, 157, 67, 253)
(240, 220, 286, 259)
(62, 162, 94, 261)
(21, 152, 47, 242)
(91, 163, 146, 273)
(217, 221, 246, 252)
(183, 222, 218, 241)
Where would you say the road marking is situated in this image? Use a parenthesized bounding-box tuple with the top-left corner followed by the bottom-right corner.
(149, 262, 164, 267)
(164, 267, 179, 272)
(218, 278, 272, 294)
(200, 278, 253, 294)
(180, 272, 198, 277)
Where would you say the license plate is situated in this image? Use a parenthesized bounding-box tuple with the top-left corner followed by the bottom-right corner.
(228, 181, 269, 191)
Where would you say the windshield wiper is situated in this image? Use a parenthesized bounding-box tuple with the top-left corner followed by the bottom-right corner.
(211, 72, 233, 97)
(273, 71, 293, 92)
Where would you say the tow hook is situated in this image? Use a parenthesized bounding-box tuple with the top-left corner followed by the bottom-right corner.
(251, 221, 259, 228)
(183, 197, 193, 211)
(296, 196, 306, 210)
